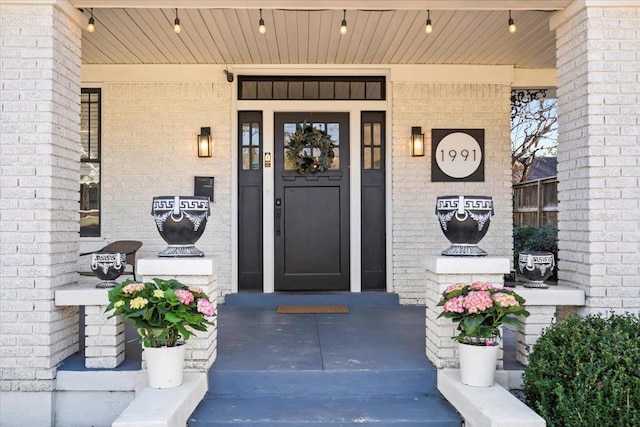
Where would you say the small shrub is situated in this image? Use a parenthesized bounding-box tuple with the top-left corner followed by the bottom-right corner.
(523, 313, 640, 427)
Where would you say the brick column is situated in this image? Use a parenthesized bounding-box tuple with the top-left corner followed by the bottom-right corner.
(84, 306, 125, 369)
(551, 2, 640, 315)
(516, 306, 556, 366)
(137, 257, 218, 372)
(0, 2, 84, 426)
(425, 256, 510, 369)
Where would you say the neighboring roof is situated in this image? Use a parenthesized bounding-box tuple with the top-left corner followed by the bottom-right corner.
(524, 156, 557, 181)
(513, 156, 557, 183)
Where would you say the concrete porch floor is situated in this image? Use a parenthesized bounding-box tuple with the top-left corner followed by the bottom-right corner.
(58, 297, 522, 373)
(191, 296, 461, 425)
(57, 292, 524, 426)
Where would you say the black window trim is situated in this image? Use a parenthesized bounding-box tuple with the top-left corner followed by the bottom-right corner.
(238, 75, 386, 101)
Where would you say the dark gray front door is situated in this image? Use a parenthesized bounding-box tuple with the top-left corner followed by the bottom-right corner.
(274, 112, 350, 291)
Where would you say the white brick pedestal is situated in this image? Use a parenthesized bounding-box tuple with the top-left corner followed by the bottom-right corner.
(137, 257, 218, 372)
(84, 306, 125, 368)
(425, 255, 510, 368)
(54, 287, 125, 369)
(513, 286, 585, 365)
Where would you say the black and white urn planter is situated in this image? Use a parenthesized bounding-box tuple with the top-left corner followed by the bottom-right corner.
(518, 251, 554, 288)
(436, 195, 494, 256)
(152, 196, 210, 257)
(91, 252, 127, 288)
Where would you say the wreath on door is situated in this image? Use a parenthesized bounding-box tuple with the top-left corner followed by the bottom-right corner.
(285, 122, 336, 174)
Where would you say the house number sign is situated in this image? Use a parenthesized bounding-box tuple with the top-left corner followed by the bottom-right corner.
(431, 129, 485, 182)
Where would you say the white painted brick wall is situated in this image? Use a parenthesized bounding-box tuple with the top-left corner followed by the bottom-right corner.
(392, 83, 513, 304)
(0, 3, 81, 393)
(555, 5, 640, 315)
(99, 82, 232, 298)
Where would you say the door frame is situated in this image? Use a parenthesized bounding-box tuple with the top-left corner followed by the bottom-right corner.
(232, 70, 392, 293)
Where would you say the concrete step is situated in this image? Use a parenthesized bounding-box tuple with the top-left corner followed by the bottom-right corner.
(188, 396, 461, 426)
(224, 292, 400, 307)
(208, 369, 438, 399)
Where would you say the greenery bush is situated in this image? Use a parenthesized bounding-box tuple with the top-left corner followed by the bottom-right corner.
(513, 224, 558, 280)
(523, 313, 640, 427)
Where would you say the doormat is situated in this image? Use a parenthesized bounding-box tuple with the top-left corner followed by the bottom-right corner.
(276, 305, 349, 314)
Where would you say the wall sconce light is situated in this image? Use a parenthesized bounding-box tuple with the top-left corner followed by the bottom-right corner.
(411, 127, 425, 157)
(198, 127, 212, 157)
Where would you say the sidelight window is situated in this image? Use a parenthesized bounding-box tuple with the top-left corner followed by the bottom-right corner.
(80, 88, 101, 237)
(241, 121, 261, 171)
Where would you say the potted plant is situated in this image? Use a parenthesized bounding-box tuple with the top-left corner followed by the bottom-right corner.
(105, 278, 216, 388)
(513, 224, 558, 288)
(437, 281, 529, 387)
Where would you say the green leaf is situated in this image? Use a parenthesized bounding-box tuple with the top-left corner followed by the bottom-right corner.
(462, 315, 485, 334)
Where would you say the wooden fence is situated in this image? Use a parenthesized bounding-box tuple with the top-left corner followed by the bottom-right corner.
(513, 177, 558, 227)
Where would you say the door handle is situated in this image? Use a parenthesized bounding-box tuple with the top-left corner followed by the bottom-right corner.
(275, 198, 282, 236)
(275, 209, 281, 235)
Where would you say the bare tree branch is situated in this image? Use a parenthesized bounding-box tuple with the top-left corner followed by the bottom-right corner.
(511, 90, 558, 182)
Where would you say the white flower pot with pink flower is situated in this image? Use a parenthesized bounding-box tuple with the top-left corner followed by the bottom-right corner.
(105, 278, 216, 388)
(437, 281, 530, 387)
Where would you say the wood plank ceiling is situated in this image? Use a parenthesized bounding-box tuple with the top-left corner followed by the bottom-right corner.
(80, 8, 564, 68)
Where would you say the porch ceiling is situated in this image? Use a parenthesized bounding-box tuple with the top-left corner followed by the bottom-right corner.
(73, 1, 572, 68)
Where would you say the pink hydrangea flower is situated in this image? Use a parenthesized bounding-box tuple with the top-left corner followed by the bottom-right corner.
(443, 296, 465, 313)
(444, 283, 466, 294)
(469, 281, 496, 291)
(462, 290, 493, 313)
(122, 283, 145, 294)
(197, 299, 215, 316)
(492, 292, 520, 307)
(174, 289, 194, 305)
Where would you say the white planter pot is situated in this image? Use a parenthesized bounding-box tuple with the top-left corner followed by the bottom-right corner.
(458, 342, 499, 387)
(144, 344, 186, 389)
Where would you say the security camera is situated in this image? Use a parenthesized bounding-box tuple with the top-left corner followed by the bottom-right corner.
(224, 69, 234, 83)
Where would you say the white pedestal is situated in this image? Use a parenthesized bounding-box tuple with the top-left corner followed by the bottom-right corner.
(512, 285, 585, 365)
(137, 257, 219, 372)
(55, 286, 124, 368)
(424, 255, 510, 368)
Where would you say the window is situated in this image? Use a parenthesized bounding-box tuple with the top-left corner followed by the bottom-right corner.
(362, 121, 382, 170)
(241, 121, 261, 171)
(282, 121, 341, 171)
(238, 76, 386, 101)
(80, 88, 101, 237)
